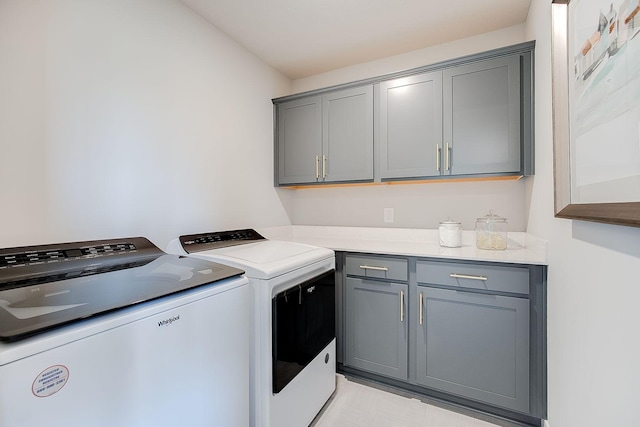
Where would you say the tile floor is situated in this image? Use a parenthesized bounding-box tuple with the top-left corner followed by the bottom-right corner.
(311, 374, 522, 427)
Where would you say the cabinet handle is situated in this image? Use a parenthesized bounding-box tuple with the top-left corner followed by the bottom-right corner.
(400, 290, 405, 322)
(359, 265, 389, 271)
(436, 144, 441, 171)
(322, 155, 327, 178)
(419, 292, 423, 325)
(445, 143, 451, 171)
(315, 155, 319, 179)
(449, 273, 488, 281)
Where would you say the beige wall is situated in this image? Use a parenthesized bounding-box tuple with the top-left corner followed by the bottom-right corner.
(287, 180, 527, 231)
(293, 24, 527, 94)
(0, 0, 293, 249)
(525, 3, 640, 427)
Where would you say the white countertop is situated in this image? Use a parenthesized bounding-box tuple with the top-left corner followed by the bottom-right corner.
(257, 225, 548, 265)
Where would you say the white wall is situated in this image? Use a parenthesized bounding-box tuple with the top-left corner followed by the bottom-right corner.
(289, 181, 527, 231)
(293, 24, 527, 93)
(0, 0, 293, 250)
(287, 25, 531, 231)
(525, 3, 640, 427)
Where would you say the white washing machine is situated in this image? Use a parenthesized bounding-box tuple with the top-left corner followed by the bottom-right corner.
(167, 229, 336, 427)
(0, 237, 250, 427)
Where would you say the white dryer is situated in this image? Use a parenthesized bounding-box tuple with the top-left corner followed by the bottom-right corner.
(167, 229, 336, 427)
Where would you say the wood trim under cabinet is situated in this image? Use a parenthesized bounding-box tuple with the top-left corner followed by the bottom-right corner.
(281, 175, 523, 189)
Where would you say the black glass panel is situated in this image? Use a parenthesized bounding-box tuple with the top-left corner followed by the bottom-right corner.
(180, 229, 266, 253)
(0, 252, 244, 342)
(272, 270, 335, 394)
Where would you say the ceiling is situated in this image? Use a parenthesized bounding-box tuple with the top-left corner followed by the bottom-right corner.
(179, 0, 532, 80)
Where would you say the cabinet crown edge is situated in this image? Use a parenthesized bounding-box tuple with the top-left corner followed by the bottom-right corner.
(272, 40, 536, 104)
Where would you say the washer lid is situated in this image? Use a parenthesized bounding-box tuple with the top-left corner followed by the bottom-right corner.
(189, 240, 334, 280)
(0, 237, 245, 342)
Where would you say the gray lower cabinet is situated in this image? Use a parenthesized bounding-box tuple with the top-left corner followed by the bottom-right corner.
(339, 252, 547, 424)
(416, 286, 530, 413)
(276, 86, 373, 185)
(344, 277, 408, 381)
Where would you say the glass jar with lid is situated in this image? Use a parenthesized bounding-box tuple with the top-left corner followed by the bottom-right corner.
(439, 220, 462, 248)
(475, 211, 508, 250)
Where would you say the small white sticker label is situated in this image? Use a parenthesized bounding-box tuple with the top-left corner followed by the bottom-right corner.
(32, 365, 69, 398)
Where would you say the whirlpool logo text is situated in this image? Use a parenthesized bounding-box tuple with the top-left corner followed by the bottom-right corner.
(158, 315, 180, 327)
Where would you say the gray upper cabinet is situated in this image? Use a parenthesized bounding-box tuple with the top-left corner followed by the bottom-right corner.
(442, 55, 521, 175)
(276, 86, 373, 185)
(277, 96, 322, 185)
(322, 87, 374, 182)
(379, 72, 443, 179)
(379, 55, 524, 180)
(274, 42, 535, 186)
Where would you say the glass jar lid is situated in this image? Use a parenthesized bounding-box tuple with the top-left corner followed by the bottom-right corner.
(439, 219, 461, 225)
(476, 210, 507, 223)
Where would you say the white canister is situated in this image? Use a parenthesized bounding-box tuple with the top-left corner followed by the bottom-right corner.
(439, 220, 462, 248)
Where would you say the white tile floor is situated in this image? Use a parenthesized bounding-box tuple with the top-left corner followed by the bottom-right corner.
(311, 375, 516, 427)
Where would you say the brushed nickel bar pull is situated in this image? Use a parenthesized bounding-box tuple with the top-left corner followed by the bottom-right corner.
(450, 273, 488, 281)
(359, 265, 389, 271)
(445, 143, 451, 171)
(322, 155, 327, 178)
(419, 292, 424, 325)
(400, 290, 405, 322)
(436, 144, 441, 171)
(315, 155, 319, 179)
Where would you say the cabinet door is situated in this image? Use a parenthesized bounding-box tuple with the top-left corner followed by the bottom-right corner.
(277, 96, 322, 185)
(345, 278, 408, 380)
(443, 56, 521, 175)
(379, 72, 443, 179)
(323, 86, 374, 182)
(416, 286, 529, 413)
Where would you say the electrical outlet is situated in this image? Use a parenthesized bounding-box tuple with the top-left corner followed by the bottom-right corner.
(383, 208, 394, 223)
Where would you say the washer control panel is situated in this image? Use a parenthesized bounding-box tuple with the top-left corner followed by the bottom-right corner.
(179, 229, 266, 253)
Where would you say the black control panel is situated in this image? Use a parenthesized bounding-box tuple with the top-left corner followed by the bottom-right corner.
(0, 242, 139, 269)
(180, 229, 266, 253)
(0, 238, 161, 292)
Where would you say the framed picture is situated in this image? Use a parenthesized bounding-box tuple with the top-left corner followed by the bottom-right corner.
(552, 0, 640, 227)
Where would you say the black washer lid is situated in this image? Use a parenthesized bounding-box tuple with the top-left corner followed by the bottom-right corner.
(0, 237, 244, 342)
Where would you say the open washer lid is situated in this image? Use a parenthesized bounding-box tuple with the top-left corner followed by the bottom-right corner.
(171, 229, 334, 280)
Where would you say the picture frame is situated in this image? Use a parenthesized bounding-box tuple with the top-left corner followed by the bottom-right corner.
(551, 0, 640, 227)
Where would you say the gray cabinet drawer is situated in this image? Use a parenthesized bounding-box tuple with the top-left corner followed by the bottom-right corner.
(416, 260, 529, 295)
(346, 255, 408, 282)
